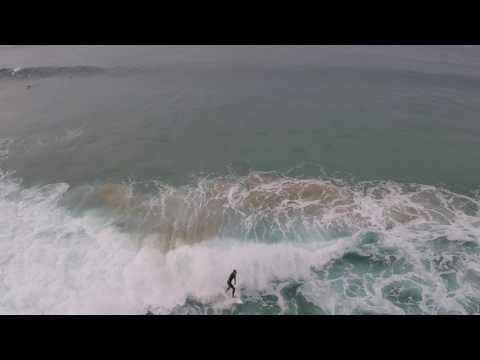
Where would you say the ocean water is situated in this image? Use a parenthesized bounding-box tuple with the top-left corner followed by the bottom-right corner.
(1, 45, 480, 314)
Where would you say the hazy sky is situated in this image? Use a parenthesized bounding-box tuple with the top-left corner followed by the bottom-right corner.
(1, 45, 480, 76)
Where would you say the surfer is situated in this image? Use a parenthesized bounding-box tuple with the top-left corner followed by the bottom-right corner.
(226, 270, 237, 297)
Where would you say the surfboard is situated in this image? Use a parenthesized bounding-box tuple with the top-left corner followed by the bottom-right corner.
(227, 295, 243, 304)
(211, 290, 243, 307)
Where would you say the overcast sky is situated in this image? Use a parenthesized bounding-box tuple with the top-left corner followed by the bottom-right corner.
(1, 45, 479, 76)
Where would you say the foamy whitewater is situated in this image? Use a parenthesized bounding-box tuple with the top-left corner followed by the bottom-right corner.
(1, 163, 480, 314)
(2, 46, 480, 314)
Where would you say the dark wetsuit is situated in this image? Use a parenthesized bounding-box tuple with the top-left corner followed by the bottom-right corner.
(226, 271, 237, 297)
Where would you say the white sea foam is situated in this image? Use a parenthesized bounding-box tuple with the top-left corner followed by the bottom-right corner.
(0, 173, 344, 314)
(1, 169, 480, 314)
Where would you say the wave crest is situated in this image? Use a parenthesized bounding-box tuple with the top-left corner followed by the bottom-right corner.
(58, 172, 480, 252)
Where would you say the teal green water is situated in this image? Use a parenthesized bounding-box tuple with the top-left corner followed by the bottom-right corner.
(1, 46, 480, 314)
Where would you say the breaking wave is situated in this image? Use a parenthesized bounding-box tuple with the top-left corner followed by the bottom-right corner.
(1, 167, 480, 314)
(0, 66, 154, 80)
(0, 66, 107, 79)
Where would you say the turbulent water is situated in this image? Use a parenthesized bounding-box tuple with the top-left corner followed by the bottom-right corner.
(1, 46, 480, 314)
